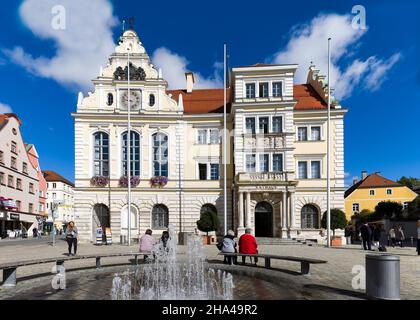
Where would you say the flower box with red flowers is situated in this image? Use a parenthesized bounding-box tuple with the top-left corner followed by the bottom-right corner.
(90, 176, 109, 187)
(150, 176, 168, 188)
(119, 176, 140, 187)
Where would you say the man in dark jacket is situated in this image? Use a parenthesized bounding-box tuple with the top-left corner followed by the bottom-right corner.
(360, 222, 372, 251)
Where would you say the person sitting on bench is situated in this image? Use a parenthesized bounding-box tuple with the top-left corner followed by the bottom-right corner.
(239, 228, 258, 265)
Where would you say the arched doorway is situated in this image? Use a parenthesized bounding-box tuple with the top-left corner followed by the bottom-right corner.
(255, 202, 273, 237)
(301, 204, 319, 229)
(121, 205, 138, 239)
(92, 204, 110, 242)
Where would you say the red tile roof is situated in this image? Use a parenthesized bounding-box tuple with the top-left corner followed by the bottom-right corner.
(167, 84, 327, 114)
(293, 84, 327, 110)
(43, 170, 75, 187)
(345, 173, 402, 198)
(0, 113, 22, 130)
(167, 89, 232, 114)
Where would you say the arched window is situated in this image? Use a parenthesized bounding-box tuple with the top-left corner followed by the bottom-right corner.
(152, 133, 168, 177)
(149, 94, 155, 107)
(93, 132, 109, 177)
(301, 204, 319, 229)
(107, 93, 114, 106)
(152, 204, 169, 229)
(122, 131, 140, 176)
(200, 204, 217, 216)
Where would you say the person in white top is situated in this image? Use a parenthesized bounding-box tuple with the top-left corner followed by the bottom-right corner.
(416, 220, 420, 256)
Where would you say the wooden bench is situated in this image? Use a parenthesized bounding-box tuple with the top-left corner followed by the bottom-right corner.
(0, 252, 151, 287)
(219, 253, 327, 275)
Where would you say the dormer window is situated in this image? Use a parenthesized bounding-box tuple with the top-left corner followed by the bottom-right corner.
(149, 94, 155, 107)
(107, 93, 114, 106)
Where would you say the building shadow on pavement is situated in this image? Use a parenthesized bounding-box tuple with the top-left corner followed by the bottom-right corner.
(304, 284, 367, 299)
(206, 259, 301, 276)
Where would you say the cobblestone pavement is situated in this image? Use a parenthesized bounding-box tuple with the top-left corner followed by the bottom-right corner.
(0, 240, 419, 299)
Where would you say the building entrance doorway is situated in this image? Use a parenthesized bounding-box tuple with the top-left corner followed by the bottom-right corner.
(255, 201, 273, 237)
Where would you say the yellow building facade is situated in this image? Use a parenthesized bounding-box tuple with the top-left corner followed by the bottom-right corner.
(344, 172, 418, 220)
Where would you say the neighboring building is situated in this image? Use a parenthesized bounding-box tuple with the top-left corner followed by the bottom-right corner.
(26, 144, 48, 217)
(0, 113, 43, 236)
(43, 170, 75, 230)
(72, 28, 346, 243)
(413, 185, 420, 196)
(344, 171, 418, 220)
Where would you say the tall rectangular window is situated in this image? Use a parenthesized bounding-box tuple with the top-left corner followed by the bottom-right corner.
(387, 189, 392, 195)
(245, 83, 256, 98)
(272, 154, 283, 172)
(11, 141, 17, 153)
(298, 161, 308, 179)
(8, 175, 13, 187)
(152, 133, 168, 177)
(29, 182, 34, 194)
(28, 203, 33, 213)
(93, 132, 109, 177)
(272, 116, 282, 133)
(311, 126, 321, 141)
(352, 203, 360, 213)
(246, 154, 256, 172)
(297, 127, 308, 141)
(53, 183, 56, 189)
(0, 172, 4, 184)
(16, 178, 22, 190)
(0, 151, 3, 164)
(53, 193, 56, 199)
(197, 129, 207, 144)
(22, 162, 27, 174)
(259, 82, 269, 98)
(272, 82, 282, 97)
(16, 200, 21, 211)
(209, 129, 220, 144)
(259, 154, 269, 172)
(311, 161, 321, 179)
(245, 118, 256, 134)
(199, 163, 207, 180)
(210, 164, 219, 180)
(259, 117, 269, 134)
(11, 157, 17, 169)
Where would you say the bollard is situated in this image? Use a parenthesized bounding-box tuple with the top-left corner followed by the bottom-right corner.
(366, 254, 400, 300)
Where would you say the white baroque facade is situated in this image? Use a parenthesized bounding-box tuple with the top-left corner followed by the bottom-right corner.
(72, 29, 346, 243)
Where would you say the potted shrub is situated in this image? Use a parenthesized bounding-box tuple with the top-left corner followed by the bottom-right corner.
(321, 208, 347, 247)
(119, 176, 140, 187)
(90, 176, 109, 187)
(196, 210, 220, 245)
(150, 176, 168, 188)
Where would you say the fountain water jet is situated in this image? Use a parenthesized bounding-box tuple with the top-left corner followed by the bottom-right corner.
(111, 225, 234, 300)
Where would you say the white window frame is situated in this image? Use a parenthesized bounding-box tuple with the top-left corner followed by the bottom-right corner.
(352, 203, 360, 213)
(243, 114, 285, 135)
(244, 152, 285, 173)
(369, 189, 375, 196)
(196, 161, 220, 180)
(296, 124, 324, 141)
(386, 189, 392, 195)
(243, 79, 285, 99)
(296, 157, 323, 180)
(196, 128, 220, 144)
(272, 81, 283, 97)
(245, 82, 256, 99)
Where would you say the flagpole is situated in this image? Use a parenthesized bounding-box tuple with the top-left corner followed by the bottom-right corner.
(127, 47, 132, 246)
(326, 37, 331, 248)
(223, 43, 227, 236)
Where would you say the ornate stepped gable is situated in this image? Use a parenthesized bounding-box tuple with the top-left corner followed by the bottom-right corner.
(113, 62, 146, 81)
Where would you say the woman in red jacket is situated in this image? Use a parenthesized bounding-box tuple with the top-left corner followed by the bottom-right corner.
(238, 228, 258, 265)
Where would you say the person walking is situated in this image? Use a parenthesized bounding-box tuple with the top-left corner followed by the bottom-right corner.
(160, 230, 169, 248)
(238, 228, 258, 265)
(139, 229, 156, 260)
(65, 221, 78, 256)
(389, 226, 396, 247)
(396, 225, 405, 248)
(219, 230, 237, 265)
(416, 220, 420, 256)
(373, 224, 381, 248)
(360, 222, 372, 251)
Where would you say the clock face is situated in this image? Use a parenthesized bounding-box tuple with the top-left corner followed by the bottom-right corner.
(121, 90, 141, 110)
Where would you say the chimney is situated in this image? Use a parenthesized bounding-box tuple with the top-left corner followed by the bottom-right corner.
(361, 170, 367, 180)
(353, 177, 359, 185)
(185, 72, 195, 93)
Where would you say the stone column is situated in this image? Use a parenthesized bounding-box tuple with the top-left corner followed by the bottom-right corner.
(238, 192, 244, 228)
(290, 192, 295, 228)
(282, 191, 287, 238)
(246, 192, 251, 229)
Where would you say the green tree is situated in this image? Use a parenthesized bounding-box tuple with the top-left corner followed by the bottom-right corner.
(407, 196, 420, 219)
(374, 201, 403, 220)
(321, 208, 347, 236)
(196, 210, 220, 236)
(397, 176, 420, 189)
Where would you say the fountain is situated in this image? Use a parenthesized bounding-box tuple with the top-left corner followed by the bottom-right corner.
(111, 225, 235, 300)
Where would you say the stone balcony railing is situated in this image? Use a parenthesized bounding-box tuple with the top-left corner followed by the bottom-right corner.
(236, 171, 294, 184)
(242, 133, 286, 150)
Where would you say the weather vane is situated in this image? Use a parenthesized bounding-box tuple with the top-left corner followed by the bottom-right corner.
(122, 19, 126, 32)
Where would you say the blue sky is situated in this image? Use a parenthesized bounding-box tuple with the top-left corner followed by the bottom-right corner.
(0, 0, 419, 185)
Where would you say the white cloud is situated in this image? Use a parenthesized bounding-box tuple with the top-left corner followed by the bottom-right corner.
(3, 0, 118, 90)
(0, 102, 12, 113)
(152, 47, 222, 89)
(271, 13, 401, 100)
